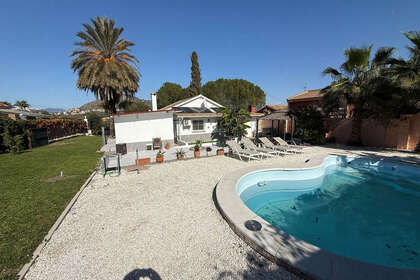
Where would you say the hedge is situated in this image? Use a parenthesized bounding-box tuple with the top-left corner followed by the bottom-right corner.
(0, 117, 87, 153)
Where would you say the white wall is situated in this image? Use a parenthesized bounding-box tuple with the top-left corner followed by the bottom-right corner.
(245, 119, 257, 138)
(176, 117, 218, 136)
(115, 113, 174, 144)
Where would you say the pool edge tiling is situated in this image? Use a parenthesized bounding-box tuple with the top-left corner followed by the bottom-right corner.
(214, 154, 420, 280)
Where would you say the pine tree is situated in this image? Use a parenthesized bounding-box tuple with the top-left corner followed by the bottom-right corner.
(188, 51, 201, 96)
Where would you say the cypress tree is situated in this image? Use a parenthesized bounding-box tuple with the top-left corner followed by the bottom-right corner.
(188, 51, 201, 96)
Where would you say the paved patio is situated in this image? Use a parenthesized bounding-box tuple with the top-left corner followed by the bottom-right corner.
(101, 138, 228, 167)
(24, 146, 419, 280)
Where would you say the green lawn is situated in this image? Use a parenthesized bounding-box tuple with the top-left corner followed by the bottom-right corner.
(0, 136, 103, 280)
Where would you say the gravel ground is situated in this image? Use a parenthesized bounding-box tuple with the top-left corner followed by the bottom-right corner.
(24, 146, 419, 280)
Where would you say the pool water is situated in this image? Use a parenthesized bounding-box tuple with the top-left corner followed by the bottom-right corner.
(238, 157, 420, 270)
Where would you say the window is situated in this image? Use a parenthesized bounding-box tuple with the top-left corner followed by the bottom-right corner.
(192, 120, 204, 131)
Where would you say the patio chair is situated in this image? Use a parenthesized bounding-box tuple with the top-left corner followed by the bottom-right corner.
(241, 137, 280, 157)
(226, 140, 262, 161)
(273, 137, 305, 152)
(258, 137, 294, 154)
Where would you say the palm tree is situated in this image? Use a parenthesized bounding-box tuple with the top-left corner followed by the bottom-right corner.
(321, 45, 395, 145)
(387, 32, 420, 110)
(71, 16, 140, 135)
(14, 100, 30, 110)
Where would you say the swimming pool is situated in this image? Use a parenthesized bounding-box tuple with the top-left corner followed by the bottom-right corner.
(237, 156, 420, 270)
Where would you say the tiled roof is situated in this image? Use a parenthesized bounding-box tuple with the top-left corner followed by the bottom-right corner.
(287, 89, 323, 102)
(266, 105, 288, 111)
(0, 102, 11, 109)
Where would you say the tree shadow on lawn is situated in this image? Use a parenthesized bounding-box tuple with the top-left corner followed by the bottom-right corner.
(123, 268, 162, 280)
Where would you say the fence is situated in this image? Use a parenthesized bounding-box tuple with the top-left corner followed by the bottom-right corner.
(327, 114, 420, 151)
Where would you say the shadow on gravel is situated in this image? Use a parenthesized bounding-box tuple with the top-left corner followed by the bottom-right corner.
(123, 268, 162, 280)
(216, 251, 303, 280)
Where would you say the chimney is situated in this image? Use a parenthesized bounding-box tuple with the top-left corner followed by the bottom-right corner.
(250, 106, 256, 113)
(151, 92, 157, 111)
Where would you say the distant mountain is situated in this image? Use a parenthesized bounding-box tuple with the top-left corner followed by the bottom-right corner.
(79, 97, 151, 111)
(44, 108, 66, 113)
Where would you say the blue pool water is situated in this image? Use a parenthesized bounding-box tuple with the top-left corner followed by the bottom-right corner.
(237, 156, 420, 270)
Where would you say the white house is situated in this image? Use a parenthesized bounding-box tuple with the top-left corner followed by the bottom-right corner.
(114, 93, 262, 152)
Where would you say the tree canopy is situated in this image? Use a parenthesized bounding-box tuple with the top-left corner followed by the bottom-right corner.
(70, 16, 140, 114)
(321, 45, 396, 144)
(188, 51, 202, 96)
(156, 82, 189, 109)
(119, 99, 151, 113)
(202, 78, 266, 109)
(217, 106, 251, 139)
(14, 100, 29, 110)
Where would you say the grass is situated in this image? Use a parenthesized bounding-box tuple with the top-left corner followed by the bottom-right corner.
(0, 136, 103, 280)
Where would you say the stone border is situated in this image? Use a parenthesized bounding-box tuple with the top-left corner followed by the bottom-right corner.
(214, 155, 420, 280)
(17, 171, 97, 280)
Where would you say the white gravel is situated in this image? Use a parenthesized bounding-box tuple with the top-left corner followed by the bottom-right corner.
(24, 146, 419, 280)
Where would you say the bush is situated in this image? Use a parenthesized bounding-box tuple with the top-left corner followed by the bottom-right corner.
(292, 106, 326, 144)
(0, 117, 33, 153)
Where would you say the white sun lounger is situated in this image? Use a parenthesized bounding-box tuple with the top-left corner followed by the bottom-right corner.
(258, 137, 294, 154)
(273, 137, 305, 152)
(226, 140, 263, 161)
(242, 137, 280, 157)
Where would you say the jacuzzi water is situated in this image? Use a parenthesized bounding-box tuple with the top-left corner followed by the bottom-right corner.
(237, 156, 420, 270)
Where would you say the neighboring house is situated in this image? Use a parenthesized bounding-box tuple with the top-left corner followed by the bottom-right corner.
(114, 94, 262, 152)
(0, 108, 51, 120)
(256, 104, 291, 138)
(287, 89, 323, 112)
(0, 102, 12, 109)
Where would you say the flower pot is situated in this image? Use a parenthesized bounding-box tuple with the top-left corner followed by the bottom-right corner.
(136, 157, 151, 165)
(156, 156, 164, 163)
(165, 143, 170, 150)
(194, 151, 200, 158)
(217, 149, 224, 156)
(177, 154, 184, 160)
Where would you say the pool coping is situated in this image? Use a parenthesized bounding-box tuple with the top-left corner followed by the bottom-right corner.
(214, 154, 420, 280)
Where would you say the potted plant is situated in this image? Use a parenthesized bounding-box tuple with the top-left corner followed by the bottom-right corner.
(176, 149, 185, 160)
(206, 146, 212, 156)
(165, 142, 170, 150)
(217, 148, 224, 156)
(194, 143, 200, 158)
(156, 150, 165, 163)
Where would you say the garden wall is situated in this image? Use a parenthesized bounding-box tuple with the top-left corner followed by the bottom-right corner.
(327, 114, 420, 151)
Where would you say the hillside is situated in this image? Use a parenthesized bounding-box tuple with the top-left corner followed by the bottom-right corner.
(79, 97, 151, 111)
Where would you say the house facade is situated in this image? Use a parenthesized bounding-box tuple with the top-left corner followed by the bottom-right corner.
(287, 89, 323, 112)
(114, 94, 261, 152)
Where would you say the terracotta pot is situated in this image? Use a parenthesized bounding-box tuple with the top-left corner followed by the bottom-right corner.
(217, 149, 224, 156)
(136, 157, 151, 165)
(165, 143, 170, 150)
(156, 156, 164, 163)
(194, 151, 200, 158)
(177, 154, 184, 160)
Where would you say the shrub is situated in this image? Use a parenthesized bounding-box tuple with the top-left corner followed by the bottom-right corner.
(291, 106, 326, 144)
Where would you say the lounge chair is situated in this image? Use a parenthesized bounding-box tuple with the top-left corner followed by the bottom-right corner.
(258, 137, 294, 154)
(273, 137, 305, 153)
(242, 137, 280, 157)
(226, 140, 263, 161)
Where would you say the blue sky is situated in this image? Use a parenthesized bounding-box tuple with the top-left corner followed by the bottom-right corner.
(0, 0, 419, 109)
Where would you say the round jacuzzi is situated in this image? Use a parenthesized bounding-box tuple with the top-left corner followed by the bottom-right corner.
(215, 155, 420, 279)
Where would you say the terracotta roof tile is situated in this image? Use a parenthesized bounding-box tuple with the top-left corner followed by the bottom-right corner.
(287, 89, 323, 101)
